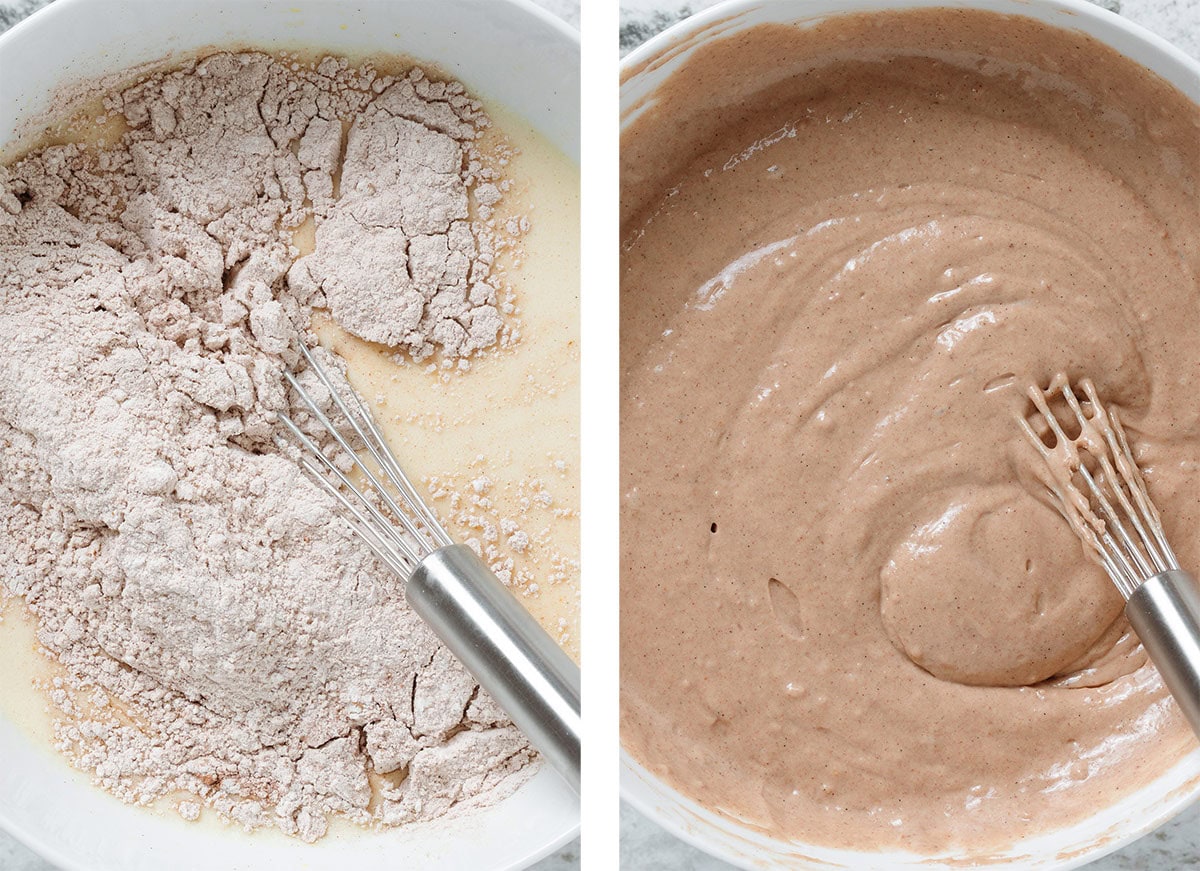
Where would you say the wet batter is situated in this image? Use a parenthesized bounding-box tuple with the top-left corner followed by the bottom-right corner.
(621, 8, 1200, 855)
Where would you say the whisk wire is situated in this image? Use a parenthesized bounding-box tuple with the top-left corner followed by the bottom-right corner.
(278, 346, 460, 576)
(295, 452, 414, 575)
(1020, 376, 1179, 601)
(1076, 462, 1150, 586)
(1109, 406, 1179, 571)
(295, 344, 451, 550)
(275, 415, 423, 568)
(340, 368, 452, 549)
(283, 368, 432, 553)
(1068, 380, 1172, 576)
(1100, 452, 1168, 574)
(1041, 483, 1136, 595)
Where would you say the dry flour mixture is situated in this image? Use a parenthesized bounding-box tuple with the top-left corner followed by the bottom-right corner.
(0, 51, 535, 841)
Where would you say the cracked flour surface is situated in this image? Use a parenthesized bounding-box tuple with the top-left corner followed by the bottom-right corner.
(0, 51, 533, 841)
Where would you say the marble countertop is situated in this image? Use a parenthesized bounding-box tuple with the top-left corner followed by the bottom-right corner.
(619, 0, 1200, 868)
(619, 0, 1200, 58)
(0, 4, 578, 871)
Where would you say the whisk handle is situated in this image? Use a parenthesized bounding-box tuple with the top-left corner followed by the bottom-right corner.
(406, 544, 582, 794)
(1126, 570, 1200, 741)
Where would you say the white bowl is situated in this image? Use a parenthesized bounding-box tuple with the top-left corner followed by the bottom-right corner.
(0, 1, 579, 869)
(620, 1, 1200, 868)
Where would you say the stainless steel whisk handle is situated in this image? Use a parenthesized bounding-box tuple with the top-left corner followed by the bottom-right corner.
(1126, 570, 1200, 739)
(406, 544, 581, 794)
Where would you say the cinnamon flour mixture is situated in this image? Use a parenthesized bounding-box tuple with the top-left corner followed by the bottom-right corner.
(0, 51, 534, 841)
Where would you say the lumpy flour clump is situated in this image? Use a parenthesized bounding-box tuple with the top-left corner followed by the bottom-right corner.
(0, 52, 531, 840)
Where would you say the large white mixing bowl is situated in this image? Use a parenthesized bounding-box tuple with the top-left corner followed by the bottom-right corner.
(0, 1, 579, 869)
(620, 1, 1200, 868)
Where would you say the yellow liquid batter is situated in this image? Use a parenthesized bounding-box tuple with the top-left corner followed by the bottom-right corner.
(0, 598, 60, 749)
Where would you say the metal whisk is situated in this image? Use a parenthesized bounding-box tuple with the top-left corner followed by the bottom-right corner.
(1021, 375, 1200, 738)
(278, 343, 581, 793)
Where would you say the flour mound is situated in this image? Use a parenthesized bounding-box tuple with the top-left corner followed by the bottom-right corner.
(0, 52, 530, 841)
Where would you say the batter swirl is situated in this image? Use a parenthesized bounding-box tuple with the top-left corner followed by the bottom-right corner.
(621, 9, 1200, 854)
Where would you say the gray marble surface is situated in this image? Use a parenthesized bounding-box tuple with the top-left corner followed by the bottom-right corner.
(618, 0, 1200, 868)
(0, 5, 579, 871)
(619, 0, 1200, 57)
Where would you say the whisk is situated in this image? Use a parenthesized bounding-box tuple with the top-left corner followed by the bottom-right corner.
(1021, 375, 1200, 738)
(277, 343, 580, 793)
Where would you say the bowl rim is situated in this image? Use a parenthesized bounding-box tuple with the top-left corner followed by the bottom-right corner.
(0, 0, 582, 160)
(620, 0, 1200, 88)
(618, 0, 1200, 868)
(0, 0, 582, 50)
(0, 0, 580, 869)
(0, 768, 580, 871)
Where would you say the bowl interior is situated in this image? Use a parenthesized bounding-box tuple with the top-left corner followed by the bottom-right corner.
(1, 0, 580, 161)
(619, 1, 1200, 868)
(0, 1, 579, 869)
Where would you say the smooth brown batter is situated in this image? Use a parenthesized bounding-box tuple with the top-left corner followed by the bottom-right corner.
(621, 8, 1200, 855)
